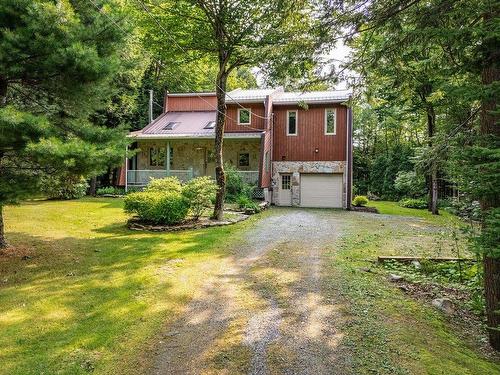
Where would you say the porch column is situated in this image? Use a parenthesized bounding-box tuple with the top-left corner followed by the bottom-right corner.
(166, 141, 170, 176)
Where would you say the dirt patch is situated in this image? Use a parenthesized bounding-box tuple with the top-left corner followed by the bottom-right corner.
(0, 244, 34, 259)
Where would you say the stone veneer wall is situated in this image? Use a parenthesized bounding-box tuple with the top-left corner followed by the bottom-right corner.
(136, 139, 260, 177)
(271, 161, 346, 207)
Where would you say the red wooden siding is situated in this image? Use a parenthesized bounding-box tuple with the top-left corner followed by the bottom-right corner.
(272, 104, 347, 161)
(166, 95, 217, 112)
(225, 104, 266, 132)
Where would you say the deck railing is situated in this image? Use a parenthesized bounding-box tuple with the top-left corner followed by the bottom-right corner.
(126, 169, 259, 189)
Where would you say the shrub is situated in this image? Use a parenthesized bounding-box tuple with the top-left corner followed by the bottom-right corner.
(182, 177, 218, 219)
(352, 195, 369, 207)
(224, 164, 254, 202)
(145, 176, 182, 193)
(398, 198, 428, 209)
(124, 191, 189, 224)
(236, 194, 260, 213)
(41, 175, 88, 200)
(96, 186, 125, 196)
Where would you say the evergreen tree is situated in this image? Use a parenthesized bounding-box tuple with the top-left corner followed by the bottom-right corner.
(0, 0, 133, 247)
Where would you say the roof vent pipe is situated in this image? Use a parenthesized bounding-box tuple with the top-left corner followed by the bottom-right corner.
(148, 89, 153, 123)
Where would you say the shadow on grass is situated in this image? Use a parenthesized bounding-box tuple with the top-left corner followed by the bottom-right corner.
(0, 220, 236, 374)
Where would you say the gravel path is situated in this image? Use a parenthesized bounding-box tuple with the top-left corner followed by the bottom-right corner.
(150, 208, 350, 374)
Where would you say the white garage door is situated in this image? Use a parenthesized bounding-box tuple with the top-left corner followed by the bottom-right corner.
(300, 174, 343, 208)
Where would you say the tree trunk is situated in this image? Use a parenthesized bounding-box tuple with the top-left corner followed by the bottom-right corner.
(426, 105, 439, 215)
(89, 176, 97, 197)
(212, 69, 228, 220)
(480, 19, 500, 348)
(0, 205, 7, 249)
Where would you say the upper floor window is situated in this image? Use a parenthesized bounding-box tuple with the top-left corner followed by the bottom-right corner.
(149, 147, 166, 167)
(287, 110, 298, 136)
(325, 108, 336, 135)
(238, 108, 251, 125)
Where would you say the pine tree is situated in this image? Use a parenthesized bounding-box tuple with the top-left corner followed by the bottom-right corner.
(0, 0, 132, 247)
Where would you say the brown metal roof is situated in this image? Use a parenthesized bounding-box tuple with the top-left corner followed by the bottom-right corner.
(129, 111, 262, 139)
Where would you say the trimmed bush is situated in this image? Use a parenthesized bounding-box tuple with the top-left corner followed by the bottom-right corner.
(124, 191, 189, 224)
(41, 176, 88, 200)
(145, 176, 182, 193)
(352, 195, 369, 207)
(182, 177, 218, 219)
(398, 198, 428, 209)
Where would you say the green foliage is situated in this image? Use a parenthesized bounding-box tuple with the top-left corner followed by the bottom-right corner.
(394, 171, 426, 198)
(398, 198, 428, 209)
(40, 176, 88, 200)
(224, 164, 254, 202)
(124, 191, 189, 225)
(236, 195, 259, 212)
(0, 0, 132, 210)
(144, 177, 182, 194)
(96, 186, 125, 196)
(182, 177, 218, 219)
(352, 195, 368, 207)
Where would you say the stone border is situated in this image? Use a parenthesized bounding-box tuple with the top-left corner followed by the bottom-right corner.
(128, 213, 249, 232)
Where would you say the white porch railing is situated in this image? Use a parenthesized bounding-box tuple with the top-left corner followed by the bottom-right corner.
(127, 169, 194, 187)
(126, 169, 259, 190)
(237, 171, 259, 185)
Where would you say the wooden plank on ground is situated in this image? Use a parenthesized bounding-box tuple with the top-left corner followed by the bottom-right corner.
(377, 256, 475, 263)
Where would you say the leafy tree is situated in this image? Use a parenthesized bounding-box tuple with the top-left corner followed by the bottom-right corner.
(0, 0, 133, 247)
(134, 0, 323, 219)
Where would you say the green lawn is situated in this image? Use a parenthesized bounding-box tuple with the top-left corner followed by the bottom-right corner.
(0, 198, 260, 375)
(1, 198, 498, 374)
(368, 200, 459, 224)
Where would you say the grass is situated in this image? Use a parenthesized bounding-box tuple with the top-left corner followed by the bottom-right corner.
(326, 207, 500, 374)
(0, 197, 262, 375)
(1, 198, 498, 374)
(368, 200, 460, 225)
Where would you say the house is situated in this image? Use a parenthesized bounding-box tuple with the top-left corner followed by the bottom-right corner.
(122, 87, 353, 209)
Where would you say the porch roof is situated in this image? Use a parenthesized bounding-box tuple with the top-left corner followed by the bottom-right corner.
(128, 110, 263, 140)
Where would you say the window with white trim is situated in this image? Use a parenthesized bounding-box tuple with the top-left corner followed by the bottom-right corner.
(287, 110, 297, 136)
(238, 108, 251, 125)
(325, 108, 336, 135)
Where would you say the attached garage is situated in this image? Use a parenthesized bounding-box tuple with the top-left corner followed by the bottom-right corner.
(300, 173, 343, 208)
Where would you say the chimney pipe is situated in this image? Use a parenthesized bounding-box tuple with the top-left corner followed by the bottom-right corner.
(148, 89, 153, 123)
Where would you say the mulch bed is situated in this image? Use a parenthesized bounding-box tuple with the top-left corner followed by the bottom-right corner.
(128, 213, 249, 232)
(351, 206, 379, 213)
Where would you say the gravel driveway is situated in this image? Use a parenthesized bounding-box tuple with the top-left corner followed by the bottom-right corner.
(150, 208, 351, 375)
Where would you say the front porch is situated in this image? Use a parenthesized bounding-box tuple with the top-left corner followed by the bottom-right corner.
(126, 138, 261, 189)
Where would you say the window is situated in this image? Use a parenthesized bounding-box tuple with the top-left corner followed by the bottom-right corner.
(287, 110, 298, 135)
(325, 109, 336, 135)
(238, 152, 250, 167)
(238, 108, 251, 125)
(265, 151, 270, 173)
(149, 147, 166, 166)
(204, 121, 216, 129)
(281, 174, 291, 190)
(168, 147, 174, 168)
(163, 122, 179, 130)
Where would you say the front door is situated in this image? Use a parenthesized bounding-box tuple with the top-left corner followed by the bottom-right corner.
(278, 174, 292, 206)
